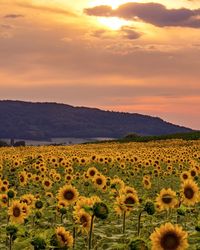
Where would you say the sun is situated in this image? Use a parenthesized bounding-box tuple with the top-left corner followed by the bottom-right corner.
(97, 17, 130, 30)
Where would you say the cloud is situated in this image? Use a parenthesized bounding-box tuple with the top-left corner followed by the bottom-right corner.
(121, 26, 142, 40)
(17, 3, 77, 17)
(4, 14, 24, 19)
(91, 29, 108, 38)
(84, 2, 200, 28)
(1, 24, 13, 29)
(89, 27, 142, 40)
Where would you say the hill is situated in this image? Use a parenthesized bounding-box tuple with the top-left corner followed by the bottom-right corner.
(0, 100, 193, 140)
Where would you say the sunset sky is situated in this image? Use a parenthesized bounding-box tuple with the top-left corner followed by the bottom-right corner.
(0, 0, 200, 129)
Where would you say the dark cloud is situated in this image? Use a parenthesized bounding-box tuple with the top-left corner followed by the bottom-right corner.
(85, 2, 200, 28)
(4, 14, 24, 19)
(84, 5, 112, 16)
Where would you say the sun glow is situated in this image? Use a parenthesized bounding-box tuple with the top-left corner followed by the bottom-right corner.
(87, 0, 136, 30)
(88, 0, 137, 9)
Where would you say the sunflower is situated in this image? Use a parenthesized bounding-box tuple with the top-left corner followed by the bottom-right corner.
(0, 194, 8, 207)
(93, 175, 106, 189)
(115, 193, 139, 215)
(53, 173, 61, 182)
(20, 194, 36, 207)
(189, 168, 197, 178)
(65, 174, 73, 183)
(42, 178, 52, 190)
(0, 184, 8, 193)
(181, 179, 199, 206)
(87, 167, 98, 179)
(74, 210, 91, 233)
(46, 192, 54, 199)
(32, 174, 41, 182)
(180, 171, 190, 182)
(142, 178, 152, 190)
(2, 179, 9, 186)
(55, 227, 73, 248)
(18, 171, 28, 186)
(21, 202, 30, 217)
(120, 186, 137, 195)
(57, 184, 79, 206)
(27, 172, 32, 179)
(156, 188, 177, 211)
(8, 200, 26, 224)
(150, 222, 188, 250)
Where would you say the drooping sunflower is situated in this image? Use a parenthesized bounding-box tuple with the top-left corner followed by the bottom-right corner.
(74, 210, 91, 233)
(73, 196, 101, 215)
(55, 227, 73, 248)
(156, 188, 177, 211)
(57, 184, 79, 206)
(181, 179, 199, 206)
(110, 177, 125, 195)
(150, 222, 188, 250)
(8, 200, 26, 224)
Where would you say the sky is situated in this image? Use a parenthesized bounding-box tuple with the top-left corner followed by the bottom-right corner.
(0, 0, 200, 129)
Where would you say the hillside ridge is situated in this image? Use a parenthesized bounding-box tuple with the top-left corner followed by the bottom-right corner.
(0, 100, 192, 140)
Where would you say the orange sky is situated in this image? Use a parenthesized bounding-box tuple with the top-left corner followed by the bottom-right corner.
(0, 0, 200, 129)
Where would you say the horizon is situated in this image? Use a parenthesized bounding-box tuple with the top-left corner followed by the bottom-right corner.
(0, 1, 200, 130)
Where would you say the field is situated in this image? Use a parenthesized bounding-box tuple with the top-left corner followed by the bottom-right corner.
(0, 139, 200, 249)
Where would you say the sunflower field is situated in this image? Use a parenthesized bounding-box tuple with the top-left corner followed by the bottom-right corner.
(0, 139, 200, 249)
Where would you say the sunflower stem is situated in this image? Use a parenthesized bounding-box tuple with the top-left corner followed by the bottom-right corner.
(7, 215, 10, 225)
(122, 211, 126, 234)
(61, 214, 63, 224)
(137, 210, 144, 236)
(88, 214, 95, 250)
(32, 215, 35, 227)
(73, 226, 76, 249)
(9, 235, 12, 250)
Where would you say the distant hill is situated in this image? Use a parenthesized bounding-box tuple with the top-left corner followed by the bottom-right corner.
(0, 100, 193, 140)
